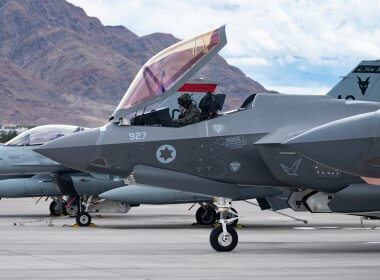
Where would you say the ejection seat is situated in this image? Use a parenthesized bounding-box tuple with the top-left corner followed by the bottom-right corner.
(199, 93, 226, 121)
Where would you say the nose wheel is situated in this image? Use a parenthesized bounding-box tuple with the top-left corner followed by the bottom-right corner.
(75, 195, 92, 227)
(209, 197, 239, 252)
(210, 224, 238, 252)
(76, 212, 91, 227)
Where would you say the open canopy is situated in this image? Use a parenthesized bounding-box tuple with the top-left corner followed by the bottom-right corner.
(111, 26, 227, 121)
(6, 125, 86, 146)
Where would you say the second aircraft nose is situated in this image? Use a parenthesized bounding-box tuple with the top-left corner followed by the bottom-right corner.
(34, 128, 101, 172)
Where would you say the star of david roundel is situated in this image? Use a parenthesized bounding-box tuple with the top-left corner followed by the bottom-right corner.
(156, 144, 176, 164)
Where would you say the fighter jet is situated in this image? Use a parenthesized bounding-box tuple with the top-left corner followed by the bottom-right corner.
(35, 26, 380, 251)
(0, 124, 131, 224)
(1, 124, 274, 227)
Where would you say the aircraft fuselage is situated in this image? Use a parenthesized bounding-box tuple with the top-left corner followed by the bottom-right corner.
(36, 93, 380, 194)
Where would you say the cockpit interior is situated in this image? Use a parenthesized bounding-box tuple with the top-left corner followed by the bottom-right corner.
(130, 92, 226, 127)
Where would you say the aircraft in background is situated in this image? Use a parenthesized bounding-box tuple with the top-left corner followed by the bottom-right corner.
(327, 60, 380, 101)
(0, 125, 131, 223)
(36, 26, 380, 251)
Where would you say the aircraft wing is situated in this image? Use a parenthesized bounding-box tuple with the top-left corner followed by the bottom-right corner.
(111, 26, 227, 120)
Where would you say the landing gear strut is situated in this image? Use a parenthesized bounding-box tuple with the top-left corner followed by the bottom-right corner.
(209, 197, 239, 252)
(218, 207, 238, 227)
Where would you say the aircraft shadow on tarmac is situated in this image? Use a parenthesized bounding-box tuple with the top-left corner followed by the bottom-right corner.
(74, 218, 372, 230)
(234, 242, 380, 254)
(0, 213, 190, 219)
(0, 214, 55, 218)
(2, 211, 377, 234)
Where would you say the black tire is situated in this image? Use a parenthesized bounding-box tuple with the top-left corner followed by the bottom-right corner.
(64, 205, 79, 217)
(210, 225, 238, 252)
(76, 212, 91, 227)
(195, 206, 217, 225)
(49, 201, 64, 216)
(218, 207, 239, 227)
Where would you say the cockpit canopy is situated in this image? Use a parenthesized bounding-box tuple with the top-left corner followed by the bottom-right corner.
(111, 26, 227, 121)
(5, 125, 86, 146)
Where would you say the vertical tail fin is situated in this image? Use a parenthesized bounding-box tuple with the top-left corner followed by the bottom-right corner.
(327, 60, 380, 101)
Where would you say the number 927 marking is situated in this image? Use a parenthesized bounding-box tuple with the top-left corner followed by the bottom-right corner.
(129, 132, 147, 140)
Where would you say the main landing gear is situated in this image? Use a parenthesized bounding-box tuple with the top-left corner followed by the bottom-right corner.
(49, 197, 66, 216)
(195, 203, 217, 225)
(209, 198, 239, 252)
(195, 203, 239, 227)
(49, 196, 79, 217)
(61, 196, 79, 217)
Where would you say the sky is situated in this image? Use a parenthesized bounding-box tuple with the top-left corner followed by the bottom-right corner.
(68, 0, 380, 95)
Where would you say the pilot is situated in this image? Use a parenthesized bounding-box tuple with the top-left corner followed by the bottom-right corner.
(174, 93, 200, 126)
(199, 91, 218, 120)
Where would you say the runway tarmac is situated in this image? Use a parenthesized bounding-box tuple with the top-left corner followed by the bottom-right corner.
(1, 198, 380, 279)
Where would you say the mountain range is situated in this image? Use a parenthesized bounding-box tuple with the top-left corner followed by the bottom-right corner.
(0, 0, 274, 127)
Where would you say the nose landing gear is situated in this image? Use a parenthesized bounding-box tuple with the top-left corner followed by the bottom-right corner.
(209, 197, 239, 252)
(76, 211, 91, 227)
(76, 195, 92, 227)
(210, 224, 238, 252)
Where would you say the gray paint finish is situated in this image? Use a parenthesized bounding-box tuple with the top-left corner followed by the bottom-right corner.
(36, 93, 380, 196)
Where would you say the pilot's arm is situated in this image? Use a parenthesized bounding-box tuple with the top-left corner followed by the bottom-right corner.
(174, 104, 200, 126)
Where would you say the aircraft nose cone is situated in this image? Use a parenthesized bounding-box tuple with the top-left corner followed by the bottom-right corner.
(284, 110, 380, 177)
(34, 128, 101, 172)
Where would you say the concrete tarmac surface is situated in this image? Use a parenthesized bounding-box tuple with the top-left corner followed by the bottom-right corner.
(1, 198, 380, 279)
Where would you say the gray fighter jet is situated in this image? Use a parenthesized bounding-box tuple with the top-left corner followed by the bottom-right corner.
(36, 26, 380, 251)
(0, 124, 131, 224)
(1, 124, 262, 226)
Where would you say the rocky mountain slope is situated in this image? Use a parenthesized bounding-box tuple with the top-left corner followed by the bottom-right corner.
(0, 0, 273, 127)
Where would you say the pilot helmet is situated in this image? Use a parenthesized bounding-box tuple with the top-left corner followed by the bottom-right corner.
(178, 93, 192, 107)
